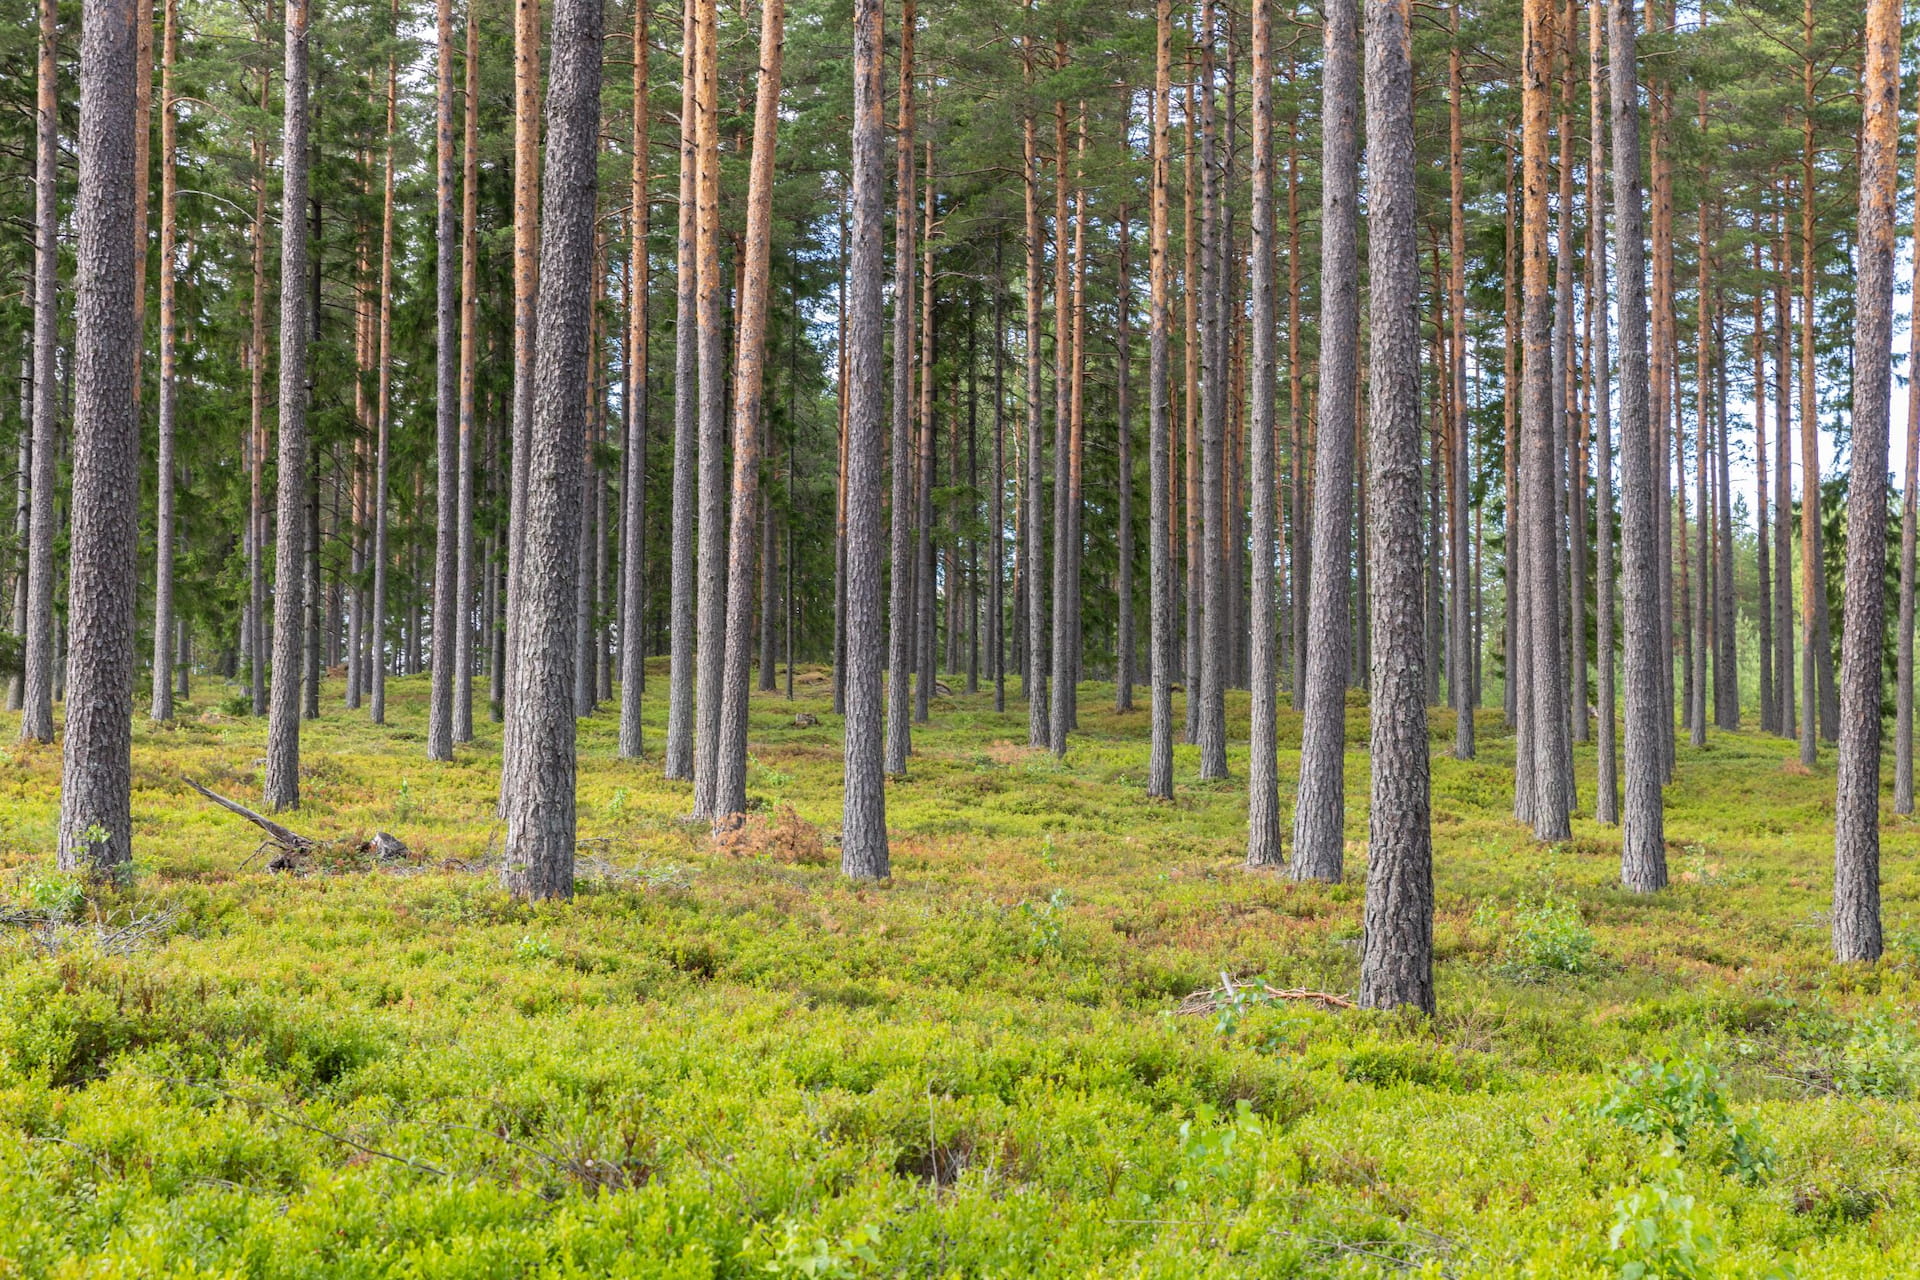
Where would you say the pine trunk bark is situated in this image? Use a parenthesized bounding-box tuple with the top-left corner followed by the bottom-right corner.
(690, 0, 727, 818)
(1832, 0, 1898, 963)
(885, 1, 918, 771)
(1246, 0, 1280, 866)
(21, 0, 59, 746)
(1589, 0, 1617, 823)
(264, 0, 312, 811)
(1290, 0, 1359, 883)
(664, 0, 696, 779)
(711, 0, 785, 824)
(1449, 11, 1473, 761)
(427, 0, 459, 759)
(57, 0, 141, 876)
(501, 0, 602, 900)
(151, 0, 180, 722)
(840, 0, 890, 879)
(1147, 0, 1174, 798)
(1359, 0, 1432, 1015)
(1195, 7, 1228, 780)
(371, 52, 397, 725)
(1610, 0, 1666, 889)
(619, 0, 650, 759)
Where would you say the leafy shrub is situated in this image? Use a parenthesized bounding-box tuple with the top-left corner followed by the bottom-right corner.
(1832, 1013, 1920, 1099)
(16, 871, 85, 921)
(712, 805, 827, 866)
(1497, 894, 1598, 979)
(1608, 1162, 1719, 1280)
(1017, 889, 1069, 957)
(1597, 1055, 1772, 1184)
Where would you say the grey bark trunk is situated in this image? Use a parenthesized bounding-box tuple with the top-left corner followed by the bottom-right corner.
(501, 0, 602, 900)
(427, 0, 459, 760)
(1245, 0, 1280, 866)
(840, 0, 890, 879)
(663, 0, 696, 779)
(21, 0, 59, 746)
(57, 0, 141, 877)
(1358, 0, 1433, 1015)
(264, 0, 312, 811)
(1610, 0, 1666, 889)
(1290, 0, 1359, 883)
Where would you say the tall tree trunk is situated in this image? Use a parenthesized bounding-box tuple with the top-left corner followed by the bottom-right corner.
(619, 0, 650, 759)
(1800, 0, 1835, 752)
(1147, 0, 1174, 798)
(1245, 0, 1280, 866)
(1359, 0, 1432, 1015)
(991, 235, 1006, 714)
(1115, 193, 1135, 714)
(831, 196, 850, 715)
(1712, 288, 1736, 731)
(1589, 0, 1616, 822)
(664, 0, 696, 779)
(454, 0, 481, 744)
(1522, 0, 1570, 840)
(150, 0, 180, 722)
(1195, 4, 1228, 779)
(712, 0, 785, 824)
(501, 0, 602, 899)
(249, 72, 271, 718)
(57, 0, 140, 875)
(1690, 203, 1710, 749)
(1022, 31, 1048, 750)
(1290, 0, 1359, 883)
(1050, 96, 1080, 755)
(1610, 0, 1665, 889)
(690, 0, 727, 818)
(1556, 2, 1581, 758)
(1449, 6, 1473, 761)
(1897, 115, 1920, 812)
(1832, 0, 1898, 963)
(264, 0, 312, 811)
(371, 51, 396, 723)
(1182, 85, 1200, 741)
(502, 0, 543, 797)
(913, 139, 937, 726)
(1755, 285, 1774, 736)
(20, 0, 59, 745)
(885, 0, 918, 771)
(1286, 98, 1306, 707)
(840, 0, 890, 879)
(427, 0, 460, 759)
(1773, 222, 1795, 740)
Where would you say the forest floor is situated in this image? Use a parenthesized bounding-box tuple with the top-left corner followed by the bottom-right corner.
(1, 666, 1919, 1276)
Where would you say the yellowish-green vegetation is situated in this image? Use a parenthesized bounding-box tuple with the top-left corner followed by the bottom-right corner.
(3, 667, 1920, 1276)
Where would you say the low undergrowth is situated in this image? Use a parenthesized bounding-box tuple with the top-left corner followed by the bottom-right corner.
(1, 665, 1918, 1275)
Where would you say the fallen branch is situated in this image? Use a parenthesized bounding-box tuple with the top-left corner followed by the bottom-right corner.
(187, 779, 412, 875)
(186, 779, 312, 855)
(1176, 973, 1358, 1016)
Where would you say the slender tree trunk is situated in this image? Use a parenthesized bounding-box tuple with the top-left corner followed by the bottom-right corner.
(1246, 0, 1280, 866)
(914, 139, 937, 726)
(711, 0, 785, 825)
(885, 0, 918, 771)
(371, 44, 398, 724)
(57, 0, 140, 875)
(1115, 194, 1136, 715)
(249, 74, 271, 718)
(426, 0, 459, 757)
(1556, 6, 1582, 757)
(1290, 0, 1359, 882)
(1022, 33, 1048, 750)
(1773, 226, 1795, 740)
(1049, 95, 1080, 755)
(1801, 0, 1836, 751)
(664, 0, 696, 778)
(1896, 110, 1920, 812)
(1182, 86, 1200, 740)
(1832, 0, 1898, 963)
(619, 0, 650, 759)
(1755, 286, 1774, 735)
(264, 0, 312, 811)
(502, 0, 602, 900)
(840, 0, 890, 879)
(1195, 5, 1228, 779)
(150, 0, 180, 722)
(1589, 0, 1617, 823)
(689, 0, 727, 818)
(1610, 0, 1665, 889)
(20, 0, 59, 746)
(1359, 0, 1432, 1015)
(502, 0, 543, 797)
(831, 195, 851, 715)
(1522, 0, 1570, 840)
(1147, 0, 1174, 798)
(1286, 103, 1306, 707)
(452, 0, 481, 743)
(1691, 208, 1710, 750)
(991, 235, 1006, 714)
(1450, 8, 1473, 761)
